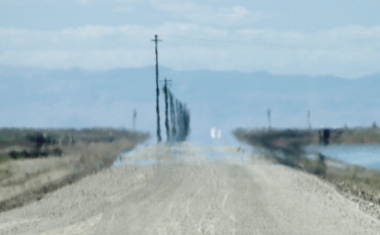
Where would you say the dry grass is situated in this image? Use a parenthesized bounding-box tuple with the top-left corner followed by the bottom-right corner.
(323, 162, 380, 203)
(337, 128, 380, 144)
(234, 128, 380, 205)
(0, 128, 149, 212)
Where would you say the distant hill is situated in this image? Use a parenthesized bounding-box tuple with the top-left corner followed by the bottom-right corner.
(0, 65, 379, 143)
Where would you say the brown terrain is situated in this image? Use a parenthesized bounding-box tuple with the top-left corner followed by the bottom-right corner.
(234, 128, 380, 217)
(0, 128, 149, 212)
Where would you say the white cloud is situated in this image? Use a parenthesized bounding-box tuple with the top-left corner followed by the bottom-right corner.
(152, 2, 270, 26)
(0, 24, 380, 78)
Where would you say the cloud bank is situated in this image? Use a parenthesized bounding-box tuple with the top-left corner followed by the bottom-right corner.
(0, 23, 380, 78)
(0, 0, 380, 78)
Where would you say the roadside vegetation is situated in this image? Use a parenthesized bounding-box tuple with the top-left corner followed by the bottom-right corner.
(234, 127, 380, 205)
(325, 162, 380, 204)
(336, 128, 380, 144)
(0, 128, 149, 213)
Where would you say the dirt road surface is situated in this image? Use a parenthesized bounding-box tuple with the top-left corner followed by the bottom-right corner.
(1, 143, 380, 234)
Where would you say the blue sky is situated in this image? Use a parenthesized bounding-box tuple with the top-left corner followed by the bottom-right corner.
(1, 0, 380, 78)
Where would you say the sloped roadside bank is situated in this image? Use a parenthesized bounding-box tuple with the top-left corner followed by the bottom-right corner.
(234, 128, 380, 220)
(0, 128, 149, 213)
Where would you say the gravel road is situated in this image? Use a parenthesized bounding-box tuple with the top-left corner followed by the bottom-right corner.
(1, 143, 380, 234)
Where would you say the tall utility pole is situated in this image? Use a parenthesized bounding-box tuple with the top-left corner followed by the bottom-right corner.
(162, 78, 172, 142)
(307, 110, 311, 129)
(152, 35, 162, 142)
(267, 109, 271, 130)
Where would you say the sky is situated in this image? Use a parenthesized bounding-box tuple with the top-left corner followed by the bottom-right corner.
(1, 0, 380, 78)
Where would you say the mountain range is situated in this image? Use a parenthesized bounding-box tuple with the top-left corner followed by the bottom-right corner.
(0, 65, 379, 143)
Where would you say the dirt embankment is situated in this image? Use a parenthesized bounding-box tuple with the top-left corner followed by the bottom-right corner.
(234, 128, 313, 167)
(234, 127, 380, 147)
(0, 128, 149, 213)
(234, 128, 380, 214)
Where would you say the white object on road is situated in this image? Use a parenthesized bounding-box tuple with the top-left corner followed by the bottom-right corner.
(210, 127, 222, 139)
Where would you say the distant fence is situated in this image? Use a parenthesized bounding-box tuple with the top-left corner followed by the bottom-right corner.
(166, 88, 190, 142)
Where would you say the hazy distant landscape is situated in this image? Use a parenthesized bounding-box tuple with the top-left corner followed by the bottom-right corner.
(1, 65, 380, 144)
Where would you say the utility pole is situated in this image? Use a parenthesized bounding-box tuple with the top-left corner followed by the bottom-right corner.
(133, 109, 137, 131)
(162, 78, 172, 142)
(307, 110, 311, 129)
(152, 35, 162, 142)
(267, 109, 271, 130)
